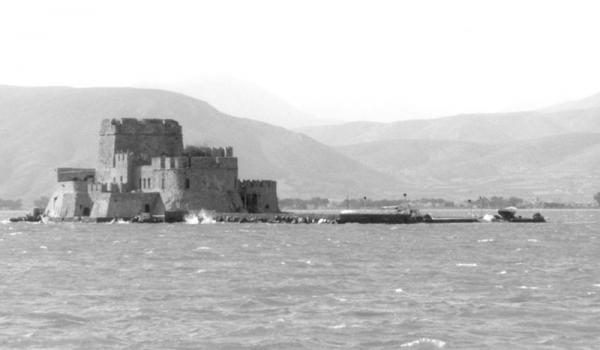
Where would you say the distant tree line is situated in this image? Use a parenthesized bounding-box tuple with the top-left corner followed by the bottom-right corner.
(0, 198, 23, 210)
(279, 197, 330, 210)
(280, 195, 599, 210)
(279, 197, 455, 210)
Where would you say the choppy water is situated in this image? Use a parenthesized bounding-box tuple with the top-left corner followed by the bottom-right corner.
(1, 210, 600, 349)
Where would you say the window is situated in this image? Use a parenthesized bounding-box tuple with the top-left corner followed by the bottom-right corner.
(148, 178, 151, 188)
(143, 178, 146, 188)
(161, 178, 165, 190)
(120, 176, 123, 183)
(139, 178, 142, 189)
(185, 178, 190, 189)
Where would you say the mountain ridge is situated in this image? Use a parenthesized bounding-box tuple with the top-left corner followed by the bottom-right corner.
(335, 132, 600, 202)
(298, 92, 600, 146)
(0, 85, 397, 205)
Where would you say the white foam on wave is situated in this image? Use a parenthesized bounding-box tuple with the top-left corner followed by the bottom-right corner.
(185, 210, 216, 224)
(497, 270, 507, 275)
(480, 214, 496, 222)
(519, 285, 539, 290)
(527, 239, 539, 243)
(195, 246, 211, 250)
(329, 323, 346, 329)
(1, 219, 9, 225)
(456, 263, 477, 267)
(9, 231, 23, 236)
(400, 338, 446, 348)
(395, 288, 404, 293)
(593, 284, 600, 288)
(184, 214, 200, 224)
(199, 209, 216, 224)
(477, 238, 494, 243)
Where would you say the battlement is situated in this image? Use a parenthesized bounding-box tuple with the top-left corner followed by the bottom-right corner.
(239, 180, 277, 189)
(148, 155, 237, 169)
(100, 118, 182, 136)
(184, 146, 234, 157)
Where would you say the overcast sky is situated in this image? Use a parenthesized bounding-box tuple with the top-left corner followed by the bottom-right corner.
(2, 0, 600, 122)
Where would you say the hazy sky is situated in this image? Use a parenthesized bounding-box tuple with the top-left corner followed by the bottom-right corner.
(2, 0, 600, 122)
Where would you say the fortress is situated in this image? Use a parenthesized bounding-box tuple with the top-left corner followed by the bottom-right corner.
(45, 118, 279, 219)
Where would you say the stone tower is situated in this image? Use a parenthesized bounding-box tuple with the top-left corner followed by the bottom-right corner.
(95, 118, 183, 186)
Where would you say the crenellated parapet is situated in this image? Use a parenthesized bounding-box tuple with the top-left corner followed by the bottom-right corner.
(239, 180, 277, 189)
(99, 118, 182, 136)
(184, 146, 234, 157)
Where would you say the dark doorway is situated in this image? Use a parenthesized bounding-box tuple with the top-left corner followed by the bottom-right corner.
(144, 204, 150, 213)
(82, 207, 91, 216)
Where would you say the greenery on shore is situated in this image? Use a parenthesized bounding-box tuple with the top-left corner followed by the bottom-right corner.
(280, 195, 599, 210)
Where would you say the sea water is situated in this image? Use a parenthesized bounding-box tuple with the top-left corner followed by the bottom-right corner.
(0, 210, 599, 349)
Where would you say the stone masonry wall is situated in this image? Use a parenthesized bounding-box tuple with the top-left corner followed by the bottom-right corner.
(97, 118, 183, 183)
(239, 180, 279, 213)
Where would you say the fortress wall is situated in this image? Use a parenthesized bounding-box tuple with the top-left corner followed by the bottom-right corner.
(190, 157, 218, 168)
(45, 181, 94, 217)
(137, 165, 158, 191)
(95, 152, 134, 191)
(98, 118, 183, 176)
(179, 189, 243, 213)
(239, 180, 279, 213)
(150, 158, 241, 212)
(189, 158, 238, 193)
(89, 192, 164, 218)
(156, 169, 187, 210)
(106, 193, 164, 218)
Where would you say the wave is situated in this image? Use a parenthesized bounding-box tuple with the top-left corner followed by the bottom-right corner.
(400, 337, 446, 348)
(185, 209, 216, 224)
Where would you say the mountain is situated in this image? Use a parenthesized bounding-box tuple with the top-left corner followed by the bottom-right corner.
(335, 133, 600, 201)
(0, 85, 397, 206)
(298, 99, 600, 146)
(136, 76, 338, 129)
(542, 91, 600, 113)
